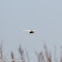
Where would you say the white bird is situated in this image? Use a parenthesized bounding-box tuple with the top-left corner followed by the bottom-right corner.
(24, 29, 35, 34)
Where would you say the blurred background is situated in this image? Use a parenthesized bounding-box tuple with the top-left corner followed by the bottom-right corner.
(0, 0, 62, 62)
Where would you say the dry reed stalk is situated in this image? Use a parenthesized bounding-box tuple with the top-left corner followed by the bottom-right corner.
(44, 43, 52, 62)
(11, 51, 15, 62)
(0, 42, 3, 60)
(60, 46, 62, 62)
(39, 52, 44, 62)
(35, 51, 45, 62)
(19, 45, 25, 62)
(54, 46, 57, 62)
(60, 56, 62, 62)
(0, 42, 7, 62)
(48, 51, 52, 62)
(44, 43, 49, 60)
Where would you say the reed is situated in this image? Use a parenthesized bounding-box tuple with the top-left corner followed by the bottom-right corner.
(0, 43, 61, 62)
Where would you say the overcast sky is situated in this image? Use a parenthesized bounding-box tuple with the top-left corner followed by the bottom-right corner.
(0, 0, 62, 62)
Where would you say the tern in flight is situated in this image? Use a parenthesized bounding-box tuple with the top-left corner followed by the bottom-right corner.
(24, 29, 35, 34)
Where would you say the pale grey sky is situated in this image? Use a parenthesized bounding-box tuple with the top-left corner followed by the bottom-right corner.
(0, 0, 62, 62)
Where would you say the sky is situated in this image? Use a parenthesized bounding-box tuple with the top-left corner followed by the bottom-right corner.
(0, 0, 62, 62)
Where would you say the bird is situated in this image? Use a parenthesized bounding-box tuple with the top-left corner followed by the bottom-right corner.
(24, 29, 35, 34)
